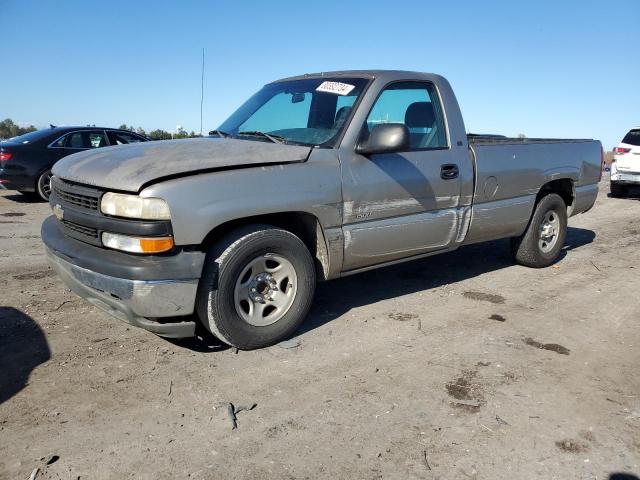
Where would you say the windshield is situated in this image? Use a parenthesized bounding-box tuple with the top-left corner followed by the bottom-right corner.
(1, 128, 52, 145)
(218, 77, 369, 147)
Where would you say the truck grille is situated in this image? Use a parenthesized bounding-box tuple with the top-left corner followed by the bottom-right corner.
(52, 179, 100, 211)
(61, 219, 99, 239)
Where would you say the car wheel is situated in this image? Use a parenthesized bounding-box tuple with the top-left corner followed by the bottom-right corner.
(511, 193, 568, 268)
(196, 224, 316, 350)
(610, 182, 627, 198)
(36, 169, 53, 201)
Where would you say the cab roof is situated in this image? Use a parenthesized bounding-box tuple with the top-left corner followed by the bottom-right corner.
(270, 70, 441, 84)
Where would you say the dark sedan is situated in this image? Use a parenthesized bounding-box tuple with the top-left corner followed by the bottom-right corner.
(0, 126, 148, 200)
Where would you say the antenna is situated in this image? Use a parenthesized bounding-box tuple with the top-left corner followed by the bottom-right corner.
(200, 47, 205, 136)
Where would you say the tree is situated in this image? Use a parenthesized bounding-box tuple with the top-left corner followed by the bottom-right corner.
(173, 127, 188, 139)
(118, 124, 138, 132)
(148, 129, 172, 140)
(0, 118, 37, 139)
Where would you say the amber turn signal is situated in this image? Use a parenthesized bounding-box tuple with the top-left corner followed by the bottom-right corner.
(139, 237, 175, 253)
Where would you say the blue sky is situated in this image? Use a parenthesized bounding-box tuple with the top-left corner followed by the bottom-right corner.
(1, 0, 638, 148)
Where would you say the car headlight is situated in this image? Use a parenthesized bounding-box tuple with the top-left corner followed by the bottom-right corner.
(100, 192, 171, 220)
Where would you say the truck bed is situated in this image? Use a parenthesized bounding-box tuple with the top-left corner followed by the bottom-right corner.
(463, 136, 602, 245)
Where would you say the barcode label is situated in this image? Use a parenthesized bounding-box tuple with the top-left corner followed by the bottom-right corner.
(316, 81, 356, 96)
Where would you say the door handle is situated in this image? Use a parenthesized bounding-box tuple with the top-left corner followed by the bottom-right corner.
(440, 164, 459, 180)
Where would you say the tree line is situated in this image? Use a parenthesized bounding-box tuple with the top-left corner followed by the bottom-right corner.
(117, 125, 203, 140)
(0, 118, 202, 140)
(0, 118, 37, 139)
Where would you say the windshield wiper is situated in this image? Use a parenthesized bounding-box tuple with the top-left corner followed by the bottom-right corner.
(237, 131, 285, 144)
(209, 129, 232, 138)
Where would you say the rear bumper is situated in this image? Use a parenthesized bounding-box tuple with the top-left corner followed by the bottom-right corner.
(611, 172, 640, 185)
(42, 216, 205, 338)
(0, 172, 35, 191)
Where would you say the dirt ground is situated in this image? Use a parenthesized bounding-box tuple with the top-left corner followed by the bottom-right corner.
(0, 183, 639, 480)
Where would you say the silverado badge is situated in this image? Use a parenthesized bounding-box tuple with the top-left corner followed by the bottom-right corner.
(53, 204, 64, 221)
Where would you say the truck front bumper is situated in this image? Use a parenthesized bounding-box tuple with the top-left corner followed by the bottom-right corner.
(42, 216, 205, 338)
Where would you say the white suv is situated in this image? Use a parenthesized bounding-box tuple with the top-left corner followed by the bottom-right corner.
(611, 127, 640, 197)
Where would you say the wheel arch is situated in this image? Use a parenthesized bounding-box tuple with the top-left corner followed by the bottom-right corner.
(514, 179, 574, 243)
(199, 211, 332, 281)
(537, 178, 575, 209)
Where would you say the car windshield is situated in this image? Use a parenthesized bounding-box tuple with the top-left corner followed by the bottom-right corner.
(218, 77, 370, 147)
(1, 128, 52, 145)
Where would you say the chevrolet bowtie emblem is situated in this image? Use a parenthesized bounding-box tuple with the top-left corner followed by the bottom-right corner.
(53, 203, 64, 221)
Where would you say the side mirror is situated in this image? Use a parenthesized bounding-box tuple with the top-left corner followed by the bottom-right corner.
(356, 123, 410, 155)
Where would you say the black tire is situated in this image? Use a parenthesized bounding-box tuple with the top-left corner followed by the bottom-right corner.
(36, 169, 53, 201)
(511, 193, 567, 268)
(196, 225, 316, 350)
(610, 182, 627, 198)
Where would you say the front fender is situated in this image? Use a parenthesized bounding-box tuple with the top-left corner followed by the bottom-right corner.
(140, 149, 343, 246)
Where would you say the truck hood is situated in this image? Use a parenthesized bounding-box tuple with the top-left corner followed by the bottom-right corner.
(52, 137, 312, 192)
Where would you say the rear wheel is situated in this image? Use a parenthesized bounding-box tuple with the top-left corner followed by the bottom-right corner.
(511, 193, 567, 268)
(610, 182, 627, 198)
(36, 169, 53, 201)
(196, 225, 316, 350)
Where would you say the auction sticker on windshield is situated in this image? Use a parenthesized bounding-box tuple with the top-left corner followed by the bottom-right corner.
(316, 81, 355, 96)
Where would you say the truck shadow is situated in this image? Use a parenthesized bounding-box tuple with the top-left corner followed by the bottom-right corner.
(0, 307, 51, 404)
(164, 226, 595, 352)
(298, 226, 595, 337)
(0, 193, 44, 203)
(168, 328, 230, 352)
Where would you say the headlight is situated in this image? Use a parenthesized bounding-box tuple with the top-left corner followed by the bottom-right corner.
(102, 232, 174, 254)
(100, 192, 171, 220)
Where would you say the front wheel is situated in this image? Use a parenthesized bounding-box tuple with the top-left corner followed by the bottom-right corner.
(511, 193, 568, 268)
(196, 225, 316, 350)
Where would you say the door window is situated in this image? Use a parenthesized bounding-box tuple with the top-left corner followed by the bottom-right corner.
(50, 135, 66, 148)
(108, 131, 146, 145)
(65, 131, 108, 149)
(365, 82, 447, 150)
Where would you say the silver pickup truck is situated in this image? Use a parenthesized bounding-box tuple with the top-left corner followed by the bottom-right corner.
(42, 70, 603, 349)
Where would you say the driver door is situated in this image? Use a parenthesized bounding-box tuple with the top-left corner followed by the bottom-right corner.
(340, 81, 465, 271)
